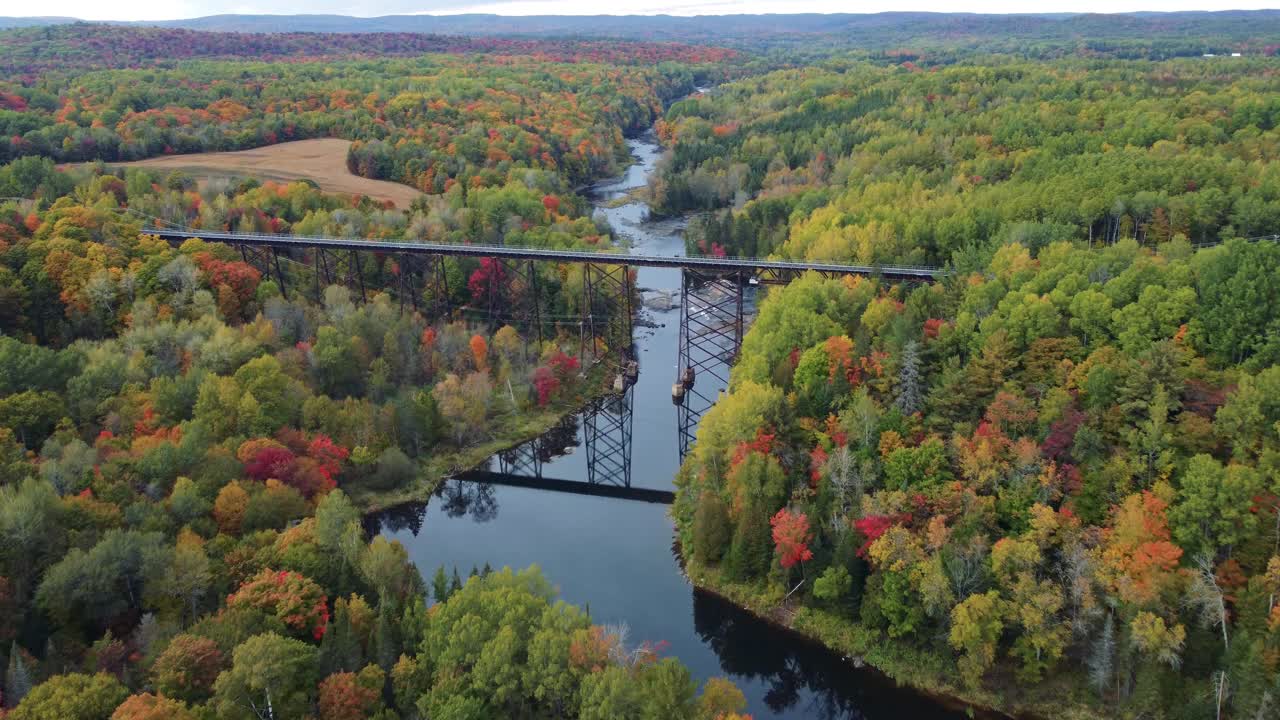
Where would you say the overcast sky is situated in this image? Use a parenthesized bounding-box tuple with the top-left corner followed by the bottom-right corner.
(13, 0, 1277, 21)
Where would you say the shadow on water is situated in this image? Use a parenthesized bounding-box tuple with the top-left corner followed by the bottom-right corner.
(365, 488, 971, 720)
(692, 588, 972, 720)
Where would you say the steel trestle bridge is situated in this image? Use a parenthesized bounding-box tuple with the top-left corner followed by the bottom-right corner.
(147, 227, 944, 497)
(146, 229, 946, 282)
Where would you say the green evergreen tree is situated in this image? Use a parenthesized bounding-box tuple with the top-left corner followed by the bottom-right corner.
(723, 502, 772, 581)
(693, 491, 732, 564)
(895, 340, 923, 416)
(4, 642, 32, 710)
(400, 596, 428, 651)
(319, 598, 364, 676)
(431, 566, 450, 605)
(372, 601, 399, 672)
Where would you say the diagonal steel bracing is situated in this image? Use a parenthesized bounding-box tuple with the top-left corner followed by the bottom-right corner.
(677, 268, 746, 459)
(498, 437, 544, 478)
(582, 262, 634, 364)
(488, 258, 543, 349)
(584, 385, 634, 488)
(311, 247, 367, 303)
(238, 244, 289, 298)
(391, 252, 451, 321)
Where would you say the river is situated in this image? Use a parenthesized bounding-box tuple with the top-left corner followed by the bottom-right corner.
(365, 135, 970, 720)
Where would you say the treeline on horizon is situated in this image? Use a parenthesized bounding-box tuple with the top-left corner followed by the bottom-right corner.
(4, 10, 1280, 80)
(0, 24, 739, 76)
(3, 10, 1280, 53)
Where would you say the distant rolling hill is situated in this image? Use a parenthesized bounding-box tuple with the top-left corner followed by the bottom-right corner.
(0, 10, 1276, 38)
(2, 10, 1279, 50)
(0, 16, 77, 28)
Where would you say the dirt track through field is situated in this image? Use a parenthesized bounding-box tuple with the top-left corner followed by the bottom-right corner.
(87, 139, 424, 209)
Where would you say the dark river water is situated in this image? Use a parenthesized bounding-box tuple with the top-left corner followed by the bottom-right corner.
(365, 136, 970, 720)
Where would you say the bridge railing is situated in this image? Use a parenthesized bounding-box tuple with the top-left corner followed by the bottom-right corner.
(144, 227, 949, 277)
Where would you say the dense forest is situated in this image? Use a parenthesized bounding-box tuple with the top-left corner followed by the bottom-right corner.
(667, 53, 1280, 720)
(6, 11, 1280, 57)
(0, 24, 738, 75)
(0, 42, 726, 190)
(2, 15, 1280, 720)
(660, 58, 1280, 265)
(0, 35, 749, 720)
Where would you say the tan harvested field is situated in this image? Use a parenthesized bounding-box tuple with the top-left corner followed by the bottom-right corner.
(81, 139, 424, 209)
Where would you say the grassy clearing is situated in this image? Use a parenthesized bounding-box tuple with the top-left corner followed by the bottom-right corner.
(75, 139, 425, 209)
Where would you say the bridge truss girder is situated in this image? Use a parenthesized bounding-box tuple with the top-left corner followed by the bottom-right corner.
(581, 263, 634, 364)
(237, 244, 290, 299)
(677, 268, 746, 459)
(392, 252, 451, 320)
(311, 247, 367, 304)
(585, 386, 634, 488)
(753, 267, 843, 285)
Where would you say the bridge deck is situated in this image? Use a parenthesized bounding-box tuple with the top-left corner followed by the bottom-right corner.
(147, 229, 945, 281)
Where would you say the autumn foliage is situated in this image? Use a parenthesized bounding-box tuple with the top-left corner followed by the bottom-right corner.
(226, 569, 330, 641)
(770, 509, 813, 570)
(317, 666, 385, 720)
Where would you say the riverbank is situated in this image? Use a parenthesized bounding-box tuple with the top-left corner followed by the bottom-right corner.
(683, 558, 1104, 720)
(348, 363, 613, 513)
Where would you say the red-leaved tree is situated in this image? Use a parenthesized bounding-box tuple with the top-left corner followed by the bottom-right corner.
(853, 514, 900, 558)
(548, 350, 580, 378)
(226, 569, 329, 641)
(318, 667, 384, 720)
(532, 366, 559, 406)
(245, 446, 298, 484)
(770, 509, 814, 570)
(467, 257, 506, 306)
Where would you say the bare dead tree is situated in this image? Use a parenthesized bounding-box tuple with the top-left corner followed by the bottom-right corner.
(1184, 552, 1230, 654)
(1060, 541, 1102, 638)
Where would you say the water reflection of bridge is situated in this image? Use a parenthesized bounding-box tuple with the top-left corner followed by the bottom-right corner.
(464, 385, 674, 503)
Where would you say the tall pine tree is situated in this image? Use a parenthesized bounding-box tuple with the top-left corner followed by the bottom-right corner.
(4, 642, 32, 710)
(431, 566, 450, 605)
(895, 340, 923, 416)
(319, 597, 364, 676)
(372, 601, 399, 671)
